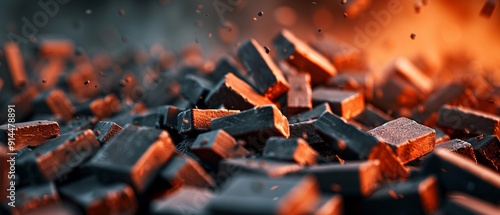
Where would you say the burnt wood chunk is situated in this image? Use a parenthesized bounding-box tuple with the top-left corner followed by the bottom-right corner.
(150, 187, 214, 215)
(354, 104, 392, 129)
(312, 88, 364, 120)
(218, 158, 303, 179)
(159, 154, 215, 188)
(190, 129, 248, 166)
(437, 105, 500, 136)
(296, 161, 381, 197)
(206, 175, 319, 215)
(180, 74, 213, 106)
(289, 120, 324, 145)
(34, 129, 100, 181)
(59, 176, 137, 215)
(272, 29, 337, 85)
(87, 94, 122, 119)
(0, 120, 59, 150)
(313, 195, 343, 215)
(314, 112, 409, 179)
(421, 149, 500, 204)
(13, 183, 60, 215)
(288, 102, 332, 124)
(367, 117, 436, 163)
(205, 73, 273, 110)
(33, 89, 76, 122)
(38, 39, 74, 58)
(206, 56, 247, 83)
(132, 111, 162, 128)
(467, 135, 500, 171)
(93, 121, 123, 144)
(287, 73, 312, 115)
(210, 105, 290, 151)
(177, 109, 240, 135)
(4, 42, 28, 89)
(411, 84, 465, 124)
(440, 193, 500, 215)
(237, 39, 290, 100)
(436, 139, 477, 162)
(66, 63, 100, 100)
(157, 105, 183, 131)
(89, 125, 176, 192)
(389, 57, 433, 95)
(361, 176, 441, 215)
(263, 137, 317, 165)
(372, 76, 423, 113)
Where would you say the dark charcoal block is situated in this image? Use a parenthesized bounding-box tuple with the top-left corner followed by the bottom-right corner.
(59, 115, 96, 134)
(132, 111, 162, 128)
(288, 102, 332, 124)
(367, 117, 436, 163)
(0, 86, 39, 123)
(218, 158, 303, 179)
(180, 74, 213, 106)
(437, 105, 500, 136)
(206, 175, 319, 215)
(177, 109, 239, 135)
(436, 139, 477, 162)
(388, 57, 433, 95)
(206, 56, 248, 84)
(159, 154, 214, 188)
(157, 105, 184, 131)
(421, 149, 500, 205)
(272, 29, 337, 85)
(16, 148, 47, 186)
(480, 0, 497, 18)
(237, 39, 290, 100)
(89, 125, 175, 193)
(289, 120, 324, 145)
(263, 137, 317, 165)
(205, 73, 273, 110)
(59, 176, 137, 215)
(34, 129, 100, 181)
(439, 193, 500, 215)
(295, 161, 381, 197)
(361, 176, 441, 215)
(13, 183, 60, 215)
(312, 88, 364, 120)
(93, 121, 123, 144)
(434, 127, 450, 144)
(32, 89, 75, 122)
(286, 73, 312, 115)
(354, 104, 392, 129)
(314, 112, 409, 180)
(0, 120, 59, 151)
(190, 129, 248, 166)
(150, 187, 214, 215)
(210, 105, 289, 151)
(467, 135, 500, 171)
(410, 84, 464, 124)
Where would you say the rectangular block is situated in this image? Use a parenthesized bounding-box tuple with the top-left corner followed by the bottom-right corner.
(263, 137, 318, 165)
(367, 117, 436, 163)
(312, 88, 364, 120)
(180, 74, 212, 106)
(467, 135, 500, 172)
(480, 0, 497, 18)
(150, 187, 214, 215)
(38, 39, 74, 58)
(205, 73, 273, 110)
(238, 39, 290, 100)
(87, 94, 122, 119)
(421, 149, 500, 204)
(190, 129, 248, 166)
(372, 76, 422, 113)
(273, 29, 337, 85)
(436, 139, 477, 162)
(287, 73, 312, 115)
(34, 129, 100, 181)
(296, 161, 380, 197)
(59, 176, 137, 215)
(437, 105, 500, 136)
(210, 105, 290, 151)
(89, 125, 176, 192)
(177, 109, 239, 134)
(13, 183, 60, 215)
(33, 89, 76, 122)
(4, 42, 28, 89)
(289, 120, 324, 145)
(205, 56, 248, 84)
(0, 120, 59, 151)
(93, 121, 123, 144)
(159, 154, 215, 188)
(411, 84, 465, 124)
(157, 105, 184, 131)
(206, 175, 319, 215)
(361, 176, 441, 215)
(354, 104, 392, 129)
(389, 57, 433, 94)
(288, 102, 332, 124)
(434, 127, 450, 144)
(66, 63, 100, 100)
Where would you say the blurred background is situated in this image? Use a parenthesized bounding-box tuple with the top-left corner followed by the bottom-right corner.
(0, 0, 499, 74)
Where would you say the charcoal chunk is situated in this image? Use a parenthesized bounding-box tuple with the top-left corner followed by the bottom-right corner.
(0, 120, 59, 151)
(312, 88, 364, 120)
(190, 129, 248, 166)
(263, 137, 317, 165)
